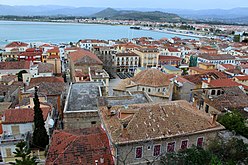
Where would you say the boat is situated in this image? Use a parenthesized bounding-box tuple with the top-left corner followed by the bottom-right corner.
(130, 26, 141, 30)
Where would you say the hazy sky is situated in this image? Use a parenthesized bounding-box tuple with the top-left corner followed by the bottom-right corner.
(1, 0, 248, 9)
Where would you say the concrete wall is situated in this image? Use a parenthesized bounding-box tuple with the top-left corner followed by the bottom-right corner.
(114, 131, 220, 165)
(2, 123, 33, 136)
(63, 111, 100, 129)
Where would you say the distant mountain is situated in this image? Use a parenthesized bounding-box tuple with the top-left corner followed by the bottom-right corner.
(92, 8, 186, 22)
(0, 5, 103, 16)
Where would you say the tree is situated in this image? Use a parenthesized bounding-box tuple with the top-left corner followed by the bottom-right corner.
(17, 70, 28, 81)
(218, 111, 248, 138)
(32, 87, 49, 149)
(233, 34, 241, 42)
(10, 141, 37, 165)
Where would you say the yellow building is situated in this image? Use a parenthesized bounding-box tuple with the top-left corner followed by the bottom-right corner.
(43, 47, 60, 63)
(133, 48, 159, 68)
(198, 62, 216, 70)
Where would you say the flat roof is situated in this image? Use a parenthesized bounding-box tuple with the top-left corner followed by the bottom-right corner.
(66, 82, 102, 112)
(98, 92, 151, 107)
(162, 65, 181, 71)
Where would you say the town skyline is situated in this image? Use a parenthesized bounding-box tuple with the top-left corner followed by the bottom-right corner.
(1, 0, 248, 10)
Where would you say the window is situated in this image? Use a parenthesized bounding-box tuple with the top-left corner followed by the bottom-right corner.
(211, 90, 216, 95)
(91, 121, 96, 125)
(147, 146, 151, 150)
(205, 105, 209, 113)
(167, 142, 175, 152)
(148, 88, 151, 92)
(181, 140, 188, 150)
(6, 148, 12, 157)
(153, 144, 161, 156)
(135, 146, 143, 159)
(197, 137, 204, 147)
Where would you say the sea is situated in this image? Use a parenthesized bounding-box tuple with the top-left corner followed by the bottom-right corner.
(0, 21, 197, 46)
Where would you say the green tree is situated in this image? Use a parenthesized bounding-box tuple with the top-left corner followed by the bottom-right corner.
(32, 87, 49, 149)
(10, 141, 37, 165)
(17, 70, 28, 81)
(218, 111, 248, 138)
(233, 35, 241, 42)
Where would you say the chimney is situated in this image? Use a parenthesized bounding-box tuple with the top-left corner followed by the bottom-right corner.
(211, 113, 218, 125)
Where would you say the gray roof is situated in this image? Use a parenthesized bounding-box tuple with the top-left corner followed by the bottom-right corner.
(66, 82, 102, 112)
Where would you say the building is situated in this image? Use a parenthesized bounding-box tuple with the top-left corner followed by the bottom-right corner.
(113, 52, 139, 73)
(158, 56, 181, 67)
(199, 46, 218, 54)
(234, 75, 248, 86)
(197, 54, 236, 65)
(63, 82, 104, 129)
(4, 42, 29, 53)
(113, 69, 175, 102)
(0, 107, 52, 163)
(133, 48, 159, 68)
(161, 65, 181, 75)
(17, 48, 43, 63)
(78, 39, 108, 50)
(192, 87, 248, 117)
(172, 76, 196, 102)
(0, 61, 31, 75)
(68, 49, 103, 83)
(98, 100, 225, 165)
(45, 127, 114, 165)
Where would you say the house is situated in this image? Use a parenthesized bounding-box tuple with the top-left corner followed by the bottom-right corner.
(17, 48, 43, 63)
(113, 69, 175, 102)
(233, 75, 248, 86)
(2, 42, 29, 61)
(77, 39, 108, 50)
(45, 127, 114, 165)
(98, 100, 225, 165)
(112, 52, 139, 73)
(0, 61, 31, 75)
(192, 87, 248, 117)
(0, 107, 52, 163)
(161, 65, 181, 75)
(22, 63, 54, 84)
(197, 54, 236, 65)
(133, 48, 159, 68)
(172, 76, 196, 102)
(199, 46, 218, 54)
(89, 67, 110, 94)
(158, 56, 181, 67)
(63, 82, 104, 129)
(159, 47, 182, 58)
(201, 78, 243, 89)
(68, 49, 103, 83)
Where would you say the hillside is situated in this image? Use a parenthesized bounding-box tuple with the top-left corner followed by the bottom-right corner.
(92, 8, 186, 22)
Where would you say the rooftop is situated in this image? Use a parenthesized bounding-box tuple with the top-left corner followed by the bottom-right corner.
(99, 100, 224, 144)
(66, 82, 102, 112)
(46, 127, 114, 165)
(0, 61, 30, 70)
(98, 92, 151, 107)
(162, 65, 181, 71)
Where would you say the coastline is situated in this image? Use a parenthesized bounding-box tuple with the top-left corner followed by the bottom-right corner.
(0, 19, 204, 39)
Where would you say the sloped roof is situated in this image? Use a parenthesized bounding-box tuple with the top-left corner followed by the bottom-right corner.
(38, 63, 54, 73)
(131, 69, 174, 87)
(45, 127, 114, 165)
(29, 77, 64, 84)
(99, 100, 224, 144)
(0, 61, 30, 70)
(2, 107, 51, 124)
(69, 49, 102, 65)
(5, 41, 28, 48)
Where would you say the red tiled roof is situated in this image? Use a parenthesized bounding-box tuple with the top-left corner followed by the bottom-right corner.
(5, 42, 28, 48)
(205, 79, 241, 88)
(2, 107, 51, 124)
(221, 64, 235, 70)
(159, 56, 181, 60)
(45, 127, 114, 165)
(30, 77, 64, 84)
(47, 47, 60, 53)
(0, 61, 30, 70)
(168, 47, 180, 52)
(69, 49, 102, 64)
(235, 75, 248, 81)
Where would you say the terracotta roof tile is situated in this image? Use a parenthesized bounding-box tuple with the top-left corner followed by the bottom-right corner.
(29, 77, 64, 84)
(0, 61, 31, 70)
(69, 49, 102, 65)
(99, 100, 224, 144)
(46, 127, 114, 165)
(5, 41, 28, 48)
(2, 107, 51, 124)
